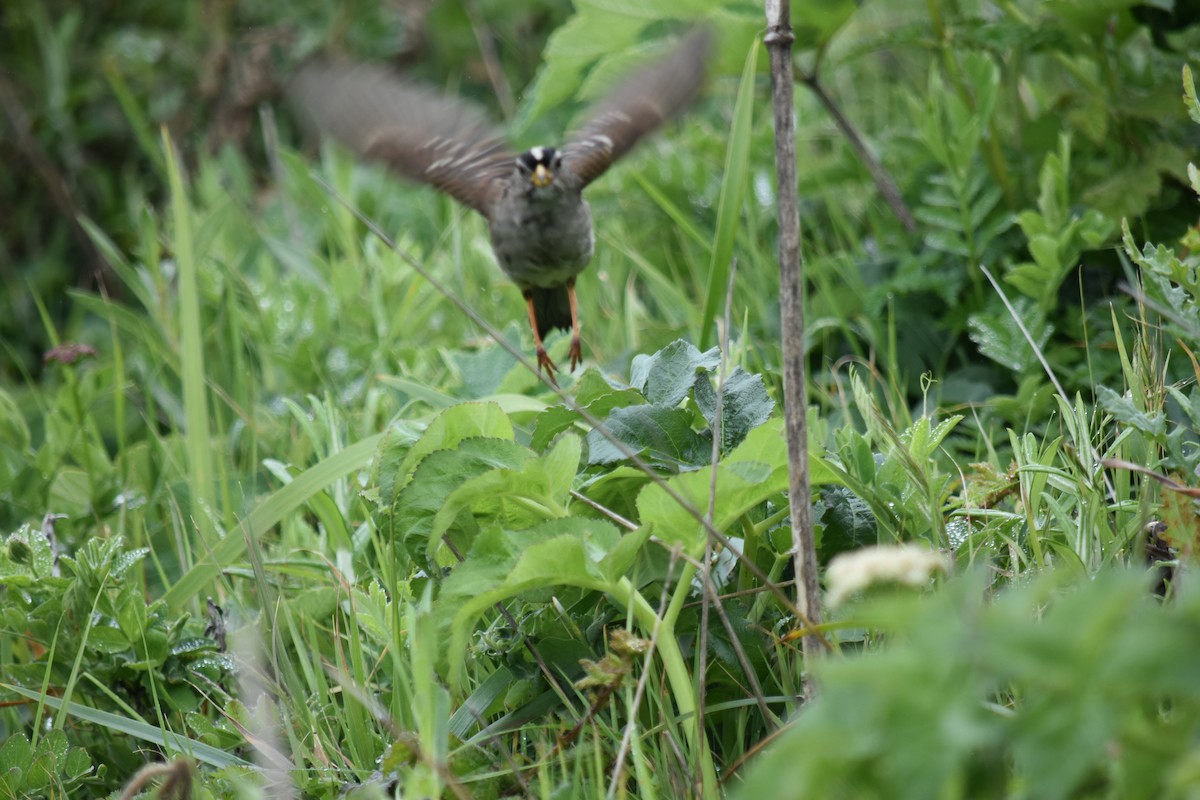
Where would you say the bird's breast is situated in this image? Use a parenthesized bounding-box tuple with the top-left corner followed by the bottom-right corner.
(488, 196, 595, 289)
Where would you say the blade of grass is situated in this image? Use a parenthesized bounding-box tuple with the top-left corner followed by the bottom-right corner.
(3, 683, 252, 769)
(161, 433, 383, 613)
(699, 38, 758, 349)
(164, 130, 216, 546)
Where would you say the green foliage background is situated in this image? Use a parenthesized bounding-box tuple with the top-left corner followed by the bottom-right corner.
(2, 0, 1200, 797)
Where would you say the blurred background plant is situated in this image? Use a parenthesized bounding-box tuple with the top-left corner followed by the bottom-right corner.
(2, 0, 1200, 796)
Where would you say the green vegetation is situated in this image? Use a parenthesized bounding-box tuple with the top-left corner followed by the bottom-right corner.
(2, 0, 1199, 797)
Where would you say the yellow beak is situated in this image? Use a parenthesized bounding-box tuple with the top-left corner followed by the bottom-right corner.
(531, 164, 553, 188)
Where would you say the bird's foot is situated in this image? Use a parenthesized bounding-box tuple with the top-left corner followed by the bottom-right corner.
(536, 346, 560, 386)
(568, 336, 582, 373)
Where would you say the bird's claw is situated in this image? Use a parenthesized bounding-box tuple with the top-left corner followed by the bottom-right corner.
(568, 336, 582, 373)
(536, 347, 560, 387)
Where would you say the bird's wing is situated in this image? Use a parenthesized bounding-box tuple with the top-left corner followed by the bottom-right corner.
(289, 62, 515, 215)
(560, 27, 713, 188)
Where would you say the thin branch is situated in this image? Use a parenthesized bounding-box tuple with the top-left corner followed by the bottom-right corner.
(464, 0, 516, 119)
(0, 70, 108, 288)
(795, 67, 917, 233)
(764, 0, 826, 697)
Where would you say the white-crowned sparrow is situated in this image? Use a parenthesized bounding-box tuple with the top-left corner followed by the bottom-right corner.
(289, 27, 713, 379)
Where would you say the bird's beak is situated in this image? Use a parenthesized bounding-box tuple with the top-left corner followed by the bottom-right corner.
(531, 164, 554, 188)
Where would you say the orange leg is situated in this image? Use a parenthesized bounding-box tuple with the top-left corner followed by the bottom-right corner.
(524, 291, 559, 383)
(567, 279, 582, 372)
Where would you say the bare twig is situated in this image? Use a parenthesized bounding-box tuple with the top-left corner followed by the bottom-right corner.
(0, 70, 108, 288)
(764, 0, 825, 696)
(794, 67, 917, 233)
(464, 0, 516, 119)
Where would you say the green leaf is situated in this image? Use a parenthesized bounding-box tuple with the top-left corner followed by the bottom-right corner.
(629, 339, 721, 407)
(0, 734, 31, 778)
(792, 0, 858, 49)
(394, 437, 531, 558)
(1095, 385, 1167, 438)
(1184, 65, 1200, 125)
(444, 519, 621, 687)
(576, 0, 714, 19)
(530, 369, 642, 452)
(164, 132, 215, 545)
(816, 485, 877, 560)
(693, 367, 775, 452)
(967, 299, 1052, 373)
(428, 436, 580, 552)
(515, 9, 646, 131)
(400, 402, 516, 479)
(87, 625, 132, 655)
(633, 419, 833, 554)
(587, 405, 712, 468)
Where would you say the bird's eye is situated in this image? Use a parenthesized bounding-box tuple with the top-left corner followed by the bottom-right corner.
(553, 153, 564, 169)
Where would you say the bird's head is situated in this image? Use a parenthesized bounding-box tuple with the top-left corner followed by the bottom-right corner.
(516, 146, 564, 193)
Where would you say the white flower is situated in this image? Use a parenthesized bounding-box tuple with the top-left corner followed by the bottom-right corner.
(825, 544, 951, 606)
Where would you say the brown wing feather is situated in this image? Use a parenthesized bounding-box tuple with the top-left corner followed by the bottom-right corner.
(561, 27, 713, 188)
(289, 61, 514, 215)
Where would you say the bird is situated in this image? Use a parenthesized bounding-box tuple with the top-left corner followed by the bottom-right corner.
(288, 27, 713, 381)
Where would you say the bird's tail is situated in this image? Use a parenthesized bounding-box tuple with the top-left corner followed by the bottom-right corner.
(529, 286, 573, 338)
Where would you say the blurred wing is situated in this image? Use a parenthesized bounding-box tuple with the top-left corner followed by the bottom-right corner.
(289, 61, 515, 215)
(561, 26, 713, 188)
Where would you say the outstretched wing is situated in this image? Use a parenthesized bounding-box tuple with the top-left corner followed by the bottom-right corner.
(289, 61, 515, 215)
(561, 27, 713, 188)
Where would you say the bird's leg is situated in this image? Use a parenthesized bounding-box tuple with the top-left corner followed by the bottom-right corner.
(567, 278, 582, 372)
(524, 291, 559, 383)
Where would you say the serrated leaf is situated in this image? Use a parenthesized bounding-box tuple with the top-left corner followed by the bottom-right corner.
(816, 485, 877, 560)
(693, 368, 775, 452)
(1184, 64, 1200, 124)
(1095, 386, 1167, 437)
(629, 339, 721, 406)
(587, 405, 712, 468)
(399, 402, 515, 479)
(394, 438, 531, 557)
(967, 300, 1052, 373)
(429, 437, 581, 551)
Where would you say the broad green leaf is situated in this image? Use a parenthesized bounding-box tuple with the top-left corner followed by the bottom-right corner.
(444, 519, 621, 686)
(87, 625, 131, 655)
(394, 438, 531, 557)
(693, 367, 775, 452)
(427, 437, 581, 555)
(587, 405, 712, 468)
(629, 339, 721, 407)
(0, 734, 31, 776)
(400, 402, 515, 478)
